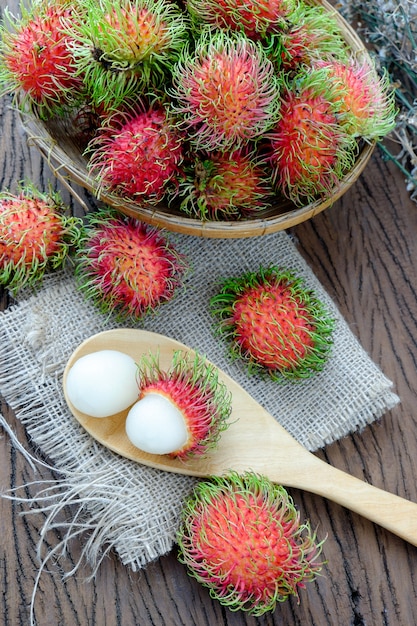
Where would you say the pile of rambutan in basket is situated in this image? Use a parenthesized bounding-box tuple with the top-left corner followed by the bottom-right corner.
(0, 0, 397, 229)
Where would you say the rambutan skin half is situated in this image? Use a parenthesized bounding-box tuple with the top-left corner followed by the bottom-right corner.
(170, 30, 281, 152)
(177, 472, 325, 615)
(137, 350, 232, 459)
(85, 102, 185, 203)
(0, 3, 84, 117)
(74, 209, 188, 321)
(210, 266, 335, 381)
(0, 184, 82, 293)
(178, 148, 274, 221)
(267, 69, 357, 205)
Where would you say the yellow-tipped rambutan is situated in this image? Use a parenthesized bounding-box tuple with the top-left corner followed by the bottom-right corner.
(177, 472, 325, 615)
(210, 265, 335, 381)
(170, 29, 281, 151)
(74, 208, 188, 321)
(67, 0, 189, 109)
(316, 57, 398, 140)
(126, 350, 232, 459)
(0, 183, 82, 293)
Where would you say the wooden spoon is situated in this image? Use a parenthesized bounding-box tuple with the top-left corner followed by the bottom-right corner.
(63, 328, 417, 546)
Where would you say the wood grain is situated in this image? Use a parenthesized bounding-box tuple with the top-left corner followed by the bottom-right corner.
(1, 3, 417, 623)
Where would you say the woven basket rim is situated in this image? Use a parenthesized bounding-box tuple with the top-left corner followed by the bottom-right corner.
(19, 0, 375, 239)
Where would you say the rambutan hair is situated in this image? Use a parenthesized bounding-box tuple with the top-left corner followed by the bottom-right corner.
(170, 29, 281, 151)
(177, 472, 326, 615)
(136, 349, 232, 459)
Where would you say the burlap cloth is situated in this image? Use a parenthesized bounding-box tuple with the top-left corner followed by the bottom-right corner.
(0, 230, 399, 572)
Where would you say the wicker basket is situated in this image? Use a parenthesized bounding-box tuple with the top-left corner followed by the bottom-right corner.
(20, 0, 375, 239)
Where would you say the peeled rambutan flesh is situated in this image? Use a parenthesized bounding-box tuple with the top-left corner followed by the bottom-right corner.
(170, 30, 281, 151)
(210, 265, 335, 381)
(0, 3, 84, 117)
(74, 209, 188, 320)
(126, 349, 232, 459)
(178, 148, 274, 220)
(86, 102, 185, 203)
(177, 472, 325, 615)
(0, 185, 82, 293)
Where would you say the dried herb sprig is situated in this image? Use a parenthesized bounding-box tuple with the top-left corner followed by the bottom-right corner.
(339, 0, 417, 202)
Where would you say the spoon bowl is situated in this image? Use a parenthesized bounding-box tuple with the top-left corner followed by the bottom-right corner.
(63, 329, 417, 546)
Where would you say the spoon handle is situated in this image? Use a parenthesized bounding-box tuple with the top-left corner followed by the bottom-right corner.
(289, 454, 417, 546)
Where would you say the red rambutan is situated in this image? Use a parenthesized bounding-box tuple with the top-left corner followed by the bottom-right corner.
(186, 0, 296, 39)
(74, 209, 188, 321)
(268, 68, 357, 205)
(86, 101, 185, 203)
(170, 30, 281, 151)
(0, 184, 82, 293)
(177, 472, 325, 615)
(177, 148, 274, 220)
(126, 350, 232, 458)
(210, 265, 335, 381)
(0, 2, 84, 118)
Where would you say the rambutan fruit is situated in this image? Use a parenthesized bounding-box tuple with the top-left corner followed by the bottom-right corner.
(210, 265, 335, 381)
(177, 472, 325, 615)
(273, 2, 349, 72)
(85, 101, 185, 203)
(0, 184, 82, 293)
(170, 30, 281, 151)
(67, 0, 189, 109)
(126, 350, 232, 458)
(268, 68, 357, 205)
(74, 208, 188, 321)
(177, 148, 274, 220)
(0, 1, 85, 118)
(186, 0, 296, 39)
(315, 58, 397, 140)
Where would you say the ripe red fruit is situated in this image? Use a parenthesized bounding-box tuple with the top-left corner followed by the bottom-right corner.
(75, 209, 188, 320)
(177, 472, 325, 615)
(0, 185, 82, 293)
(210, 266, 335, 381)
(86, 102, 184, 203)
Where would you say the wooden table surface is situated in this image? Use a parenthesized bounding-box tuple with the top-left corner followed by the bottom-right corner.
(1, 16, 417, 626)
